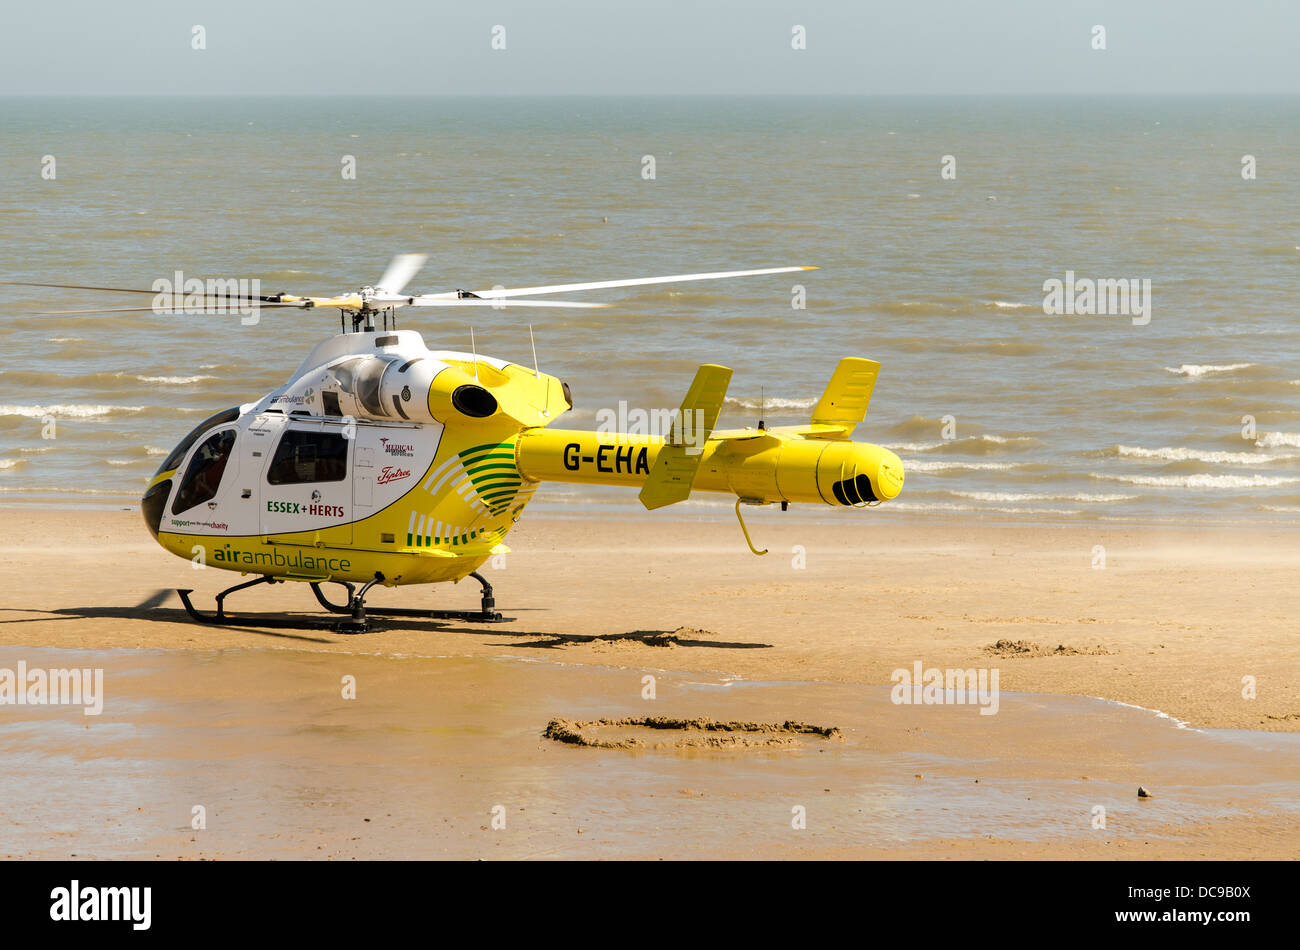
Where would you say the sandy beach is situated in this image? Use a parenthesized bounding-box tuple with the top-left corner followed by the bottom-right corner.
(0, 506, 1297, 859)
(2, 508, 1297, 730)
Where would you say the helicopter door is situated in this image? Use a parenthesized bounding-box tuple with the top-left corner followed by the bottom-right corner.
(167, 424, 240, 532)
(260, 419, 353, 545)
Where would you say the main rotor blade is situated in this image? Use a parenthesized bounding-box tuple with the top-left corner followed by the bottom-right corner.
(416, 265, 818, 301)
(36, 304, 308, 315)
(375, 254, 427, 295)
(408, 298, 609, 309)
(0, 279, 289, 303)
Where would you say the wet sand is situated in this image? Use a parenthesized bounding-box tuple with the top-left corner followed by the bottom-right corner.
(2, 646, 1298, 860)
(0, 507, 1298, 858)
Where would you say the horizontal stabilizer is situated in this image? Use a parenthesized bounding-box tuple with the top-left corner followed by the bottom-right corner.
(711, 423, 846, 442)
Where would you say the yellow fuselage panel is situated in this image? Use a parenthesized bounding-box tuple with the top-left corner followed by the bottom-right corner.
(158, 529, 490, 585)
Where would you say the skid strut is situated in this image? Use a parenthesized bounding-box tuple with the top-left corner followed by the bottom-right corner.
(176, 576, 360, 632)
(179, 575, 281, 622)
(175, 571, 509, 633)
(310, 570, 510, 623)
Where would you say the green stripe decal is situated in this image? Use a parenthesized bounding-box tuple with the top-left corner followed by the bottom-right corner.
(475, 481, 521, 495)
(466, 461, 517, 476)
(459, 442, 512, 460)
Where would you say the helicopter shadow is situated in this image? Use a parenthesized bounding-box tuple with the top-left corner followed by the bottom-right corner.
(465, 627, 773, 651)
(1, 605, 772, 651)
(4, 605, 339, 645)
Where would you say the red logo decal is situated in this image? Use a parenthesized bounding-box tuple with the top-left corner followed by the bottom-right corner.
(377, 465, 411, 485)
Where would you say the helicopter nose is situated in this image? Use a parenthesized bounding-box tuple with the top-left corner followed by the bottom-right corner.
(141, 475, 171, 538)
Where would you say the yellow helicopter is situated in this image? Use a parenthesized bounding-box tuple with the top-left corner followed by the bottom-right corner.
(9, 256, 904, 632)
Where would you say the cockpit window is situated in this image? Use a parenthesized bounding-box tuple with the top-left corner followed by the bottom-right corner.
(172, 428, 237, 514)
(266, 429, 348, 485)
(155, 407, 240, 476)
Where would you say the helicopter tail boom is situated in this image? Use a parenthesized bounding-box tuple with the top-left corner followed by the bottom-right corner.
(515, 426, 902, 508)
(514, 359, 902, 509)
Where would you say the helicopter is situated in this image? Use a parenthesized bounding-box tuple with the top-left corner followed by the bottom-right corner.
(6, 256, 905, 633)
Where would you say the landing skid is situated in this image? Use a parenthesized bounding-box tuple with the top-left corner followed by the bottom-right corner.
(309, 570, 510, 624)
(177, 576, 357, 632)
(176, 570, 511, 635)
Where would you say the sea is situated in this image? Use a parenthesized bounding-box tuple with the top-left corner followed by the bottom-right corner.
(1, 95, 1298, 525)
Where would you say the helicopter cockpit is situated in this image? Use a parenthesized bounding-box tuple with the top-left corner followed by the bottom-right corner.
(141, 406, 240, 536)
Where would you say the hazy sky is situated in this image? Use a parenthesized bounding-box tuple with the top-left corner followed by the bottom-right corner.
(2, 0, 1298, 96)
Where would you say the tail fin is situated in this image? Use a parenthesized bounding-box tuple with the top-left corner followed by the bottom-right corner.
(638, 364, 732, 510)
(811, 358, 880, 433)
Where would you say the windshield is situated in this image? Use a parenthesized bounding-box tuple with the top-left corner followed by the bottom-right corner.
(154, 407, 240, 477)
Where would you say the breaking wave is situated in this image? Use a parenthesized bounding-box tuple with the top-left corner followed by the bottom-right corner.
(904, 460, 1020, 473)
(0, 403, 145, 419)
(1113, 445, 1295, 465)
(1164, 363, 1254, 377)
(725, 396, 817, 411)
(949, 490, 1135, 503)
(1094, 473, 1300, 489)
(136, 374, 217, 385)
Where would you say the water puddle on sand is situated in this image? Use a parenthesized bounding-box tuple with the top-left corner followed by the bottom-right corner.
(0, 646, 1297, 859)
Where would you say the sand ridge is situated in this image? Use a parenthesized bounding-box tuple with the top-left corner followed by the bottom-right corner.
(542, 715, 842, 750)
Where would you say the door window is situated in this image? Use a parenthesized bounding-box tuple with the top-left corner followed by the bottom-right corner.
(267, 429, 349, 485)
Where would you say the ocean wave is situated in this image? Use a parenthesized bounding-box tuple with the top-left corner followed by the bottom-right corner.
(887, 501, 1083, 516)
(725, 396, 817, 410)
(951, 434, 1041, 454)
(1256, 432, 1300, 448)
(1094, 473, 1300, 489)
(0, 459, 28, 471)
(885, 415, 978, 440)
(1113, 444, 1295, 465)
(1, 369, 219, 389)
(888, 337, 1048, 356)
(950, 490, 1135, 503)
(985, 300, 1035, 310)
(136, 374, 217, 385)
(0, 403, 145, 419)
(881, 441, 945, 452)
(885, 434, 1040, 456)
(874, 300, 954, 316)
(1164, 363, 1254, 377)
(904, 459, 1020, 472)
